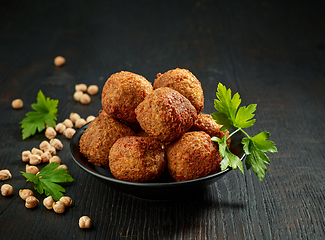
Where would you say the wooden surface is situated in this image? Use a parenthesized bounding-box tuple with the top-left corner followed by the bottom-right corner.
(1, 0, 324, 239)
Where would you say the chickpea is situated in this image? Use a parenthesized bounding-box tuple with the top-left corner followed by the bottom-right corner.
(1, 184, 14, 196)
(50, 138, 63, 150)
(55, 123, 66, 134)
(0, 169, 12, 181)
(12, 99, 23, 109)
(49, 156, 62, 164)
(60, 196, 72, 207)
(62, 119, 73, 128)
(26, 164, 39, 175)
(79, 216, 92, 229)
(41, 152, 51, 163)
(29, 154, 42, 165)
(69, 112, 81, 124)
(45, 145, 56, 156)
(31, 147, 43, 156)
(53, 201, 65, 213)
(22, 150, 31, 162)
(75, 118, 87, 129)
(87, 85, 99, 95)
(75, 84, 87, 92)
(56, 164, 68, 171)
(25, 196, 39, 208)
(80, 93, 91, 105)
(64, 128, 75, 139)
(45, 127, 57, 140)
(39, 141, 50, 151)
(73, 91, 83, 101)
(86, 115, 95, 123)
(19, 189, 34, 200)
(43, 196, 55, 210)
(54, 56, 66, 67)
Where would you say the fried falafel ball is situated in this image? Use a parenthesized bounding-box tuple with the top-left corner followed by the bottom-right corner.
(166, 131, 222, 182)
(189, 113, 231, 148)
(109, 136, 166, 183)
(101, 71, 153, 122)
(135, 87, 197, 143)
(79, 110, 136, 168)
(154, 68, 204, 114)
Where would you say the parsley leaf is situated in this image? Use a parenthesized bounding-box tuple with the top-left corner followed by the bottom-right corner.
(21, 163, 74, 201)
(212, 136, 244, 174)
(211, 83, 277, 181)
(20, 90, 59, 140)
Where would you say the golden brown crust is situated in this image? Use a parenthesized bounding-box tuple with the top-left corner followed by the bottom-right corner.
(101, 71, 153, 122)
(166, 131, 221, 182)
(79, 110, 136, 168)
(135, 87, 197, 143)
(189, 113, 231, 147)
(109, 136, 166, 182)
(153, 68, 204, 114)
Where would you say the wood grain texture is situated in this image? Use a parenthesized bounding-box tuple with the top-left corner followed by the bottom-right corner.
(0, 0, 325, 239)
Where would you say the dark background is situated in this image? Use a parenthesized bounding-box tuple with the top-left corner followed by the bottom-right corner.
(0, 0, 324, 239)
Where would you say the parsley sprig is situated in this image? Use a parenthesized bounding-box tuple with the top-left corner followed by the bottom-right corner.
(20, 90, 58, 140)
(21, 163, 74, 201)
(211, 83, 277, 181)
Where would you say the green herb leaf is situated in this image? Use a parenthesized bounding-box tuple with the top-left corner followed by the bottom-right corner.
(20, 90, 58, 140)
(212, 136, 244, 173)
(21, 163, 74, 201)
(211, 83, 277, 181)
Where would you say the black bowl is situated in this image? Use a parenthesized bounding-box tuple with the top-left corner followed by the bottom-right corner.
(70, 124, 245, 200)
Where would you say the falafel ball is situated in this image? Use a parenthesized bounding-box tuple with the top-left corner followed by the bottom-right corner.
(109, 136, 166, 183)
(154, 68, 204, 114)
(101, 71, 153, 122)
(79, 110, 136, 168)
(166, 131, 222, 182)
(135, 87, 197, 143)
(189, 113, 231, 147)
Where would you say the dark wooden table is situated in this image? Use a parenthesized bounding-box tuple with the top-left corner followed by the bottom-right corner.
(1, 0, 324, 239)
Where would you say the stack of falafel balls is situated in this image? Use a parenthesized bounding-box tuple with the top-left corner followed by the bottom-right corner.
(79, 68, 230, 183)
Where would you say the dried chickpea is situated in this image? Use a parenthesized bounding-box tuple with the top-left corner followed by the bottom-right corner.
(39, 141, 50, 151)
(19, 189, 33, 200)
(49, 156, 62, 164)
(41, 152, 51, 163)
(70, 112, 81, 124)
(50, 138, 63, 150)
(45, 127, 57, 140)
(86, 115, 95, 123)
(80, 93, 91, 105)
(53, 201, 66, 213)
(12, 99, 23, 109)
(75, 84, 87, 92)
(1, 184, 14, 196)
(75, 118, 87, 128)
(64, 128, 75, 139)
(43, 196, 55, 210)
(29, 154, 42, 165)
(0, 169, 12, 181)
(55, 123, 66, 134)
(87, 85, 99, 95)
(56, 164, 68, 171)
(60, 196, 72, 207)
(25, 196, 39, 208)
(62, 119, 73, 128)
(79, 216, 92, 229)
(54, 56, 66, 67)
(26, 164, 39, 175)
(73, 91, 83, 101)
(22, 150, 31, 162)
(31, 147, 43, 156)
